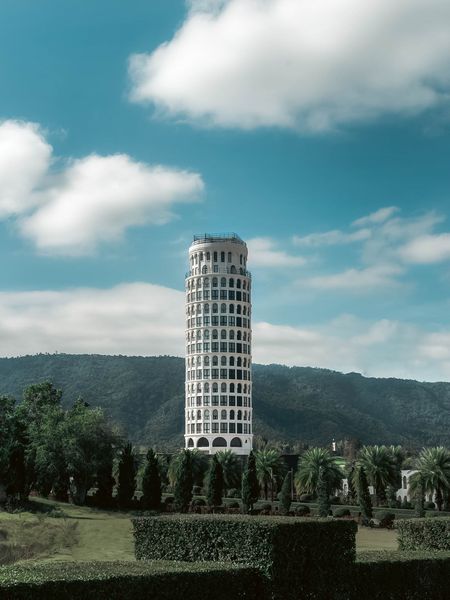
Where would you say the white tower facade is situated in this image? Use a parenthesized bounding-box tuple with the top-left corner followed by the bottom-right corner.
(185, 233, 253, 455)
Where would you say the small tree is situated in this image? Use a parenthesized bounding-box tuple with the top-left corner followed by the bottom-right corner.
(206, 455, 224, 507)
(279, 471, 292, 515)
(142, 448, 161, 511)
(241, 451, 259, 513)
(317, 467, 330, 517)
(117, 442, 137, 509)
(414, 476, 425, 518)
(174, 450, 193, 513)
(355, 466, 373, 521)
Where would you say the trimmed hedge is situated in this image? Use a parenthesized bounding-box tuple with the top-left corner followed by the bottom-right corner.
(0, 560, 264, 600)
(348, 551, 450, 600)
(398, 517, 450, 551)
(133, 514, 356, 599)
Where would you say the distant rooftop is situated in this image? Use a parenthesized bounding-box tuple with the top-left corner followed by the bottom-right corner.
(192, 233, 245, 245)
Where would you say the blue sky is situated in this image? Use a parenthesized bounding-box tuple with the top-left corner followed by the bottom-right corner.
(1, 0, 450, 380)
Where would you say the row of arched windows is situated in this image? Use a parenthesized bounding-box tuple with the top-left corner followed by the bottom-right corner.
(186, 277, 249, 290)
(190, 251, 246, 267)
(186, 329, 251, 342)
(186, 382, 251, 394)
(186, 303, 249, 316)
(187, 355, 250, 368)
(187, 409, 250, 421)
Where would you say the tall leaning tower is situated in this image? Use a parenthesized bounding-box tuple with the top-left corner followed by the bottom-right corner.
(185, 233, 253, 455)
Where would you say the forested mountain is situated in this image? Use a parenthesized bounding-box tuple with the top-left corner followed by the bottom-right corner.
(0, 354, 449, 449)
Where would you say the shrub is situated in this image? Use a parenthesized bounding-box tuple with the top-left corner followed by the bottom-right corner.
(191, 498, 206, 507)
(334, 508, 351, 518)
(259, 503, 272, 514)
(132, 514, 356, 600)
(227, 501, 240, 509)
(294, 504, 310, 516)
(299, 493, 313, 502)
(192, 485, 202, 496)
(348, 551, 450, 599)
(426, 501, 436, 510)
(227, 488, 241, 498)
(375, 511, 395, 529)
(0, 561, 264, 600)
(398, 518, 450, 551)
(330, 496, 341, 505)
(401, 497, 412, 510)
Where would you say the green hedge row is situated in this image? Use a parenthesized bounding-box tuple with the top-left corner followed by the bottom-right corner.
(132, 515, 357, 599)
(0, 560, 264, 600)
(347, 551, 450, 600)
(398, 517, 450, 551)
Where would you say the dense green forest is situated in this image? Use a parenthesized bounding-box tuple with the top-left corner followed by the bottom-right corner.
(0, 354, 449, 448)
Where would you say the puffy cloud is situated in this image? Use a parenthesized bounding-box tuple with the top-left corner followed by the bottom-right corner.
(398, 233, 450, 264)
(352, 206, 399, 228)
(293, 228, 370, 247)
(305, 264, 403, 291)
(0, 120, 204, 254)
(1, 282, 449, 381)
(129, 0, 450, 131)
(247, 237, 306, 267)
(0, 120, 52, 217)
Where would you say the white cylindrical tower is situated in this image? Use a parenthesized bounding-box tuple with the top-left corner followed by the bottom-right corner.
(184, 233, 253, 455)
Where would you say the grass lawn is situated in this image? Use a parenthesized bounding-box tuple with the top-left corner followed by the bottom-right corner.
(1, 497, 399, 565)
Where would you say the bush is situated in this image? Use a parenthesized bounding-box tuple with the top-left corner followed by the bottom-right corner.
(132, 514, 356, 600)
(347, 551, 450, 599)
(227, 488, 241, 498)
(375, 512, 395, 529)
(398, 518, 450, 551)
(334, 508, 351, 518)
(191, 498, 206, 507)
(330, 496, 341, 505)
(299, 493, 313, 502)
(0, 561, 264, 600)
(401, 497, 412, 510)
(192, 486, 202, 496)
(227, 501, 240, 509)
(294, 504, 310, 516)
(164, 496, 174, 505)
(426, 501, 436, 510)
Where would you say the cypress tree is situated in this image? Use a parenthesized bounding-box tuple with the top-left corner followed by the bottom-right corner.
(241, 450, 259, 513)
(174, 450, 193, 513)
(414, 476, 425, 518)
(142, 448, 161, 511)
(279, 470, 292, 515)
(206, 455, 224, 507)
(357, 466, 373, 521)
(317, 467, 330, 517)
(117, 442, 137, 509)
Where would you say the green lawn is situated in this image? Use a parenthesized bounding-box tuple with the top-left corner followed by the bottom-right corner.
(1, 497, 399, 565)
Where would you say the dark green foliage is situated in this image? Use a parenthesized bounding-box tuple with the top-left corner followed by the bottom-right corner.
(334, 507, 351, 517)
(132, 514, 357, 600)
(355, 466, 373, 520)
(293, 504, 310, 516)
(0, 561, 264, 600)
(398, 518, 450, 551)
(402, 496, 411, 509)
(414, 477, 425, 517)
(374, 511, 395, 528)
(317, 467, 330, 517)
(279, 471, 292, 515)
(93, 454, 115, 509)
(241, 451, 259, 512)
(206, 455, 224, 507)
(117, 443, 137, 509)
(348, 551, 450, 600)
(173, 450, 193, 513)
(1, 354, 449, 447)
(141, 448, 161, 511)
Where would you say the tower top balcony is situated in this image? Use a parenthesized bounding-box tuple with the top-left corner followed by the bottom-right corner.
(191, 233, 246, 246)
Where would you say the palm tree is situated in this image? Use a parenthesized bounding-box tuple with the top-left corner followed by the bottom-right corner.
(409, 447, 450, 511)
(255, 448, 285, 500)
(295, 447, 343, 498)
(215, 450, 242, 491)
(356, 445, 397, 506)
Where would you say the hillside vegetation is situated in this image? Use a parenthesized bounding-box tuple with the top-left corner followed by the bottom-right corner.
(0, 354, 449, 448)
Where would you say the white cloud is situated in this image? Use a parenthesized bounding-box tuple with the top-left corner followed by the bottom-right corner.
(129, 0, 450, 132)
(1, 282, 450, 381)
(0, 120, 52, 217)
(0, 120, 204, 255)
(293, 228, 370, 247)
(398, 233, 450, 264)
(247, 237, 306, 267)
(352, 206, 399, 228)
(305, 264, 403, 291)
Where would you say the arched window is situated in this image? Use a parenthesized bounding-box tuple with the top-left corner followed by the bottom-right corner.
(203, 277, 209, 287)
(206, 252, 210, 261)
(188, 438, 194, 447)
(237, 331, 242, 340)
(237, 384, 242, 393)
(221, 410, 227, 420)
(237, 410, 242, 420)
(197, 410, 201, 419)
(212, 277, 218, 287)
(196, 330, 201, 339)
(197, 437, 209, 448)
(204, 382, 210, 392)
(212, 329, 218, 339)
(221, 329, 227, 339)
(243, 384, 247, 393)
(229, 278, 234, 288)
(230, 437, 242, 447)
(230, 266, 236, 274)
(243, 332, 247, 341)
(243, 280, 246, 289)
(212, 303, 218, 313)
(230, 383, 235, 393)
(221, 356, 227, 366)
(221, 382, 227, 392)
(213, 410, 218, 420)
(244, 411, 247, 420)
(237, 279, 241, 289)
(221, 303, 226, 313)
(243, 306, 247, 315)
(204, 330, 210, 339)
(204, 409, 210, 420)
(212, 437, 227, 447)
(212, 382, 218, 392)
(229, 357, 235, 366)
(212, 356, 218, 366)
(229, 304, 234, 314)
(202, 265, 207, 274)
(204, 304, 210, 313)
(221, 277, 226, 287)
(403, 476, 407, 489)
(243, 358, 246, 367)
(237, 357, 242, 367)
(196, 278, 201, 287)
(230, 410, 235, 420)
(229, 330, 235, 340)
